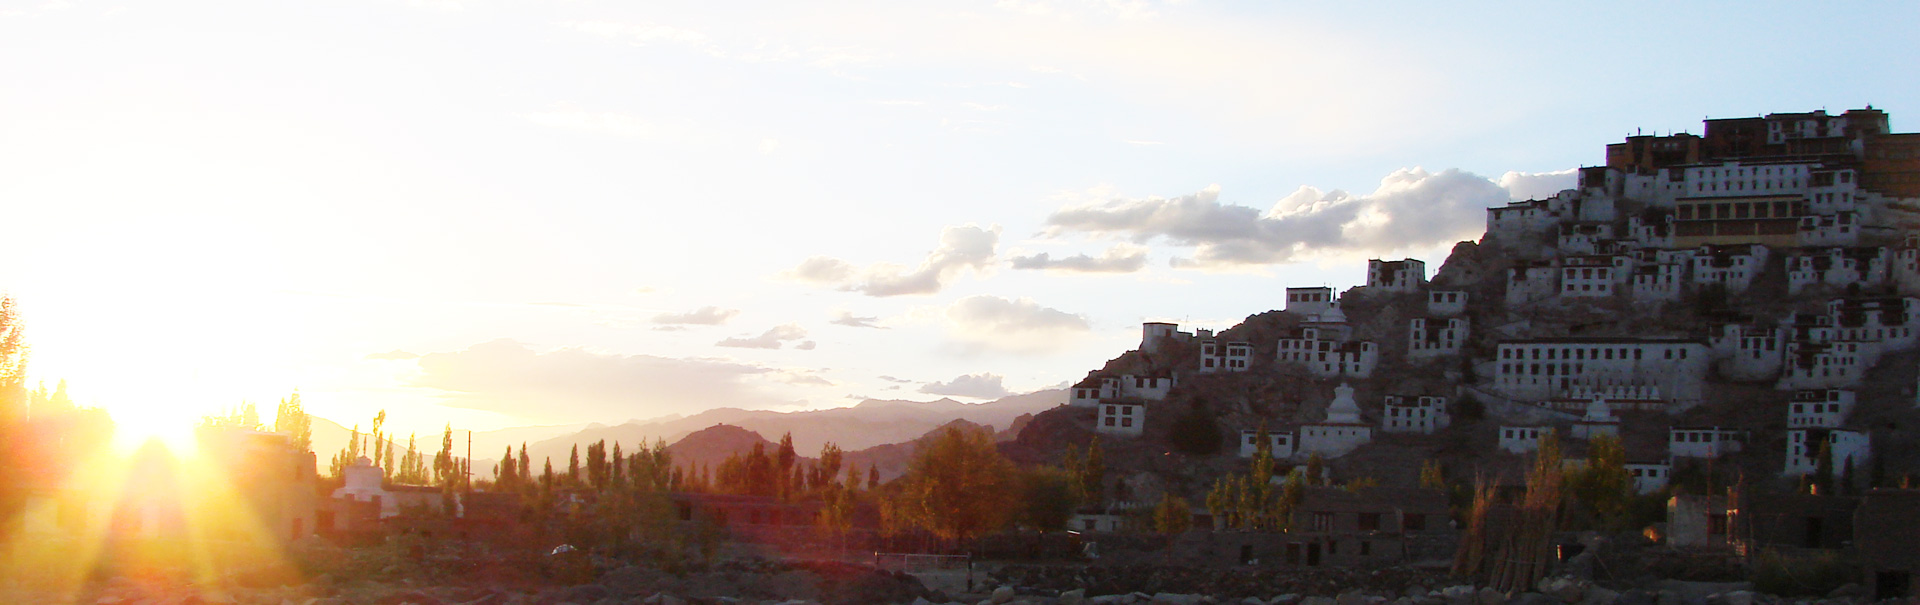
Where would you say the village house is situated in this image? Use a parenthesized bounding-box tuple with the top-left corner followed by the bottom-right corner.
(1238, 429, 1295, 458)
(1095, 401, 1146, 437)
(1497, 426, 1548, 454)
(1788, 389, 1855, 428)
(1276, 326, 1378, 379)
(1407, 317, 1469, 359)
(1783, 428, 1870, 477)
(1426, 290, 1467, 316)
(1198, 339, 1253, 374)
(1669, 426, 1746, 459)
(1560, 255, 1622, 298)
(1380, 395, 1449, 434)
(1689, 244, 1770, 293)
(331, 456, 400, 518)
(1779, 340, 1870, 390)
(1365, 258, 1427, 293)
(1280, 486, 1454, 567)
(1507, 261, 1559, 306)
(1285, 286, 1336, 316)
(1140, 321, 1193, 352)
(1626, 462, 1671, 494)
(1786, 247, 1890, 295)
(1626, 212, 1675, 248)
(1732, 492, 1857, 552)
(1630, 261, 1686, 303)
(1558, 223, 1615, 255)
(1296, 383, 1372, 458)
(1069, 374, 1174, 407)
(1894, 234, 1920, 296)
(1667, 494, 1732, 550)
(1492, 338, 1710, 405)
(1707, 323, 1786, 381)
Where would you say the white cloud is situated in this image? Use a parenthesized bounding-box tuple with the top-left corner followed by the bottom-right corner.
(786, 224, 999, 296)
(651, 306, 740, 326)
(919, 373, 1011, 399)
(559, 19, 708, 46)
(829, 311, 885, 329)
(716, 324, 810, 349)
(1042, 168, 1509, 267)
(944, 295, 1089, 353)
(1498, 169, 1578, 201)
(1008, 243, 1148, 273)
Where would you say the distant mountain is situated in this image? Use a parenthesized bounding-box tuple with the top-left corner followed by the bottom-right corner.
(663, 424, 779, 470)
(516, 389, 1065, 471)
(306, 415, 586, 472)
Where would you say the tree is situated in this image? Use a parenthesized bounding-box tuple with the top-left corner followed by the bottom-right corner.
(1568, 433, 1630, 526)
(0, 296, 28, 419)
(1419, 460, 1446, 490)
(433, 424, 455, 486)
(893, 426, 1015, 544)
(273, 392, 312, 453)
(1016, 466, 1078, 532)
(1152, 493, 1192, 534)
(867, 464, 880, 490)
(776, 432, 798, 497)
(610, 441, 625, 488)
(568, 444, 581, 486)
(1205, 476, 1237, 529)
(1305, 453, 1327, 486)
(587, 440, 608, 489)
(812, 442, 844, 490)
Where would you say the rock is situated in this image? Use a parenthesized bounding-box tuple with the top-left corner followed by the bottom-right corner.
(1719, 591, 1752, 605)
(1407, 587, 1430, 599)
(1337, 591, 1369, 605)
(1303, 597, 1338, 605)
(1654, 590, 1683, 605)
(1272, 594, 1301, 605)
(1580, 588, 1618, 605)
(1825, 584, 1864, 600)
(1512, 593, 1559, 605)
(1059, 589, 1087, 605)
(1242, 599, 1267, 605)
(1439, 586, 1476, 605)
(1088, 596, 1134, 605)
(1611, 590, 1653, 605)
(1537, 577, 1588, 603)
(1477, 587, 1507, 605)
(994, 586, 1018, 605)
(642, 593, 687, 605)
(1151, 594, 1203, 605)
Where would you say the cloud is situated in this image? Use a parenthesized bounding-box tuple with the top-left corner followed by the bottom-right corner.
(878, 375, 913, 383)
(829, 311, 885, 329)
(364, 350, 420, 361)
(651, 306, 740, 326)
(785, 373, 833, 386)
(559, 19, 708, 46)
(716, 324, 810, 349)
(527, 103, 659, 137)
(1008, 243, 1149, 273)
(944, 295, 1090, 353)
(919, 373, 1011, 399)
(1041, 168, 1509, 267)
(1498, 169, 1578, 201)
(786, 224, 999, 296)
(411, 339, 781, 421)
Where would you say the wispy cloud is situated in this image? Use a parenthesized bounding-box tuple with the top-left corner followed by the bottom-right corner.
(1008, 243, 1148, 273)
(920, 372, 1011, 399)
(944, 295, 1089, 354)
(651, 306, 739, 326)
(829, 311, 886, 329)
(786, 224, 999, 297)
(716, 324, 812, 350)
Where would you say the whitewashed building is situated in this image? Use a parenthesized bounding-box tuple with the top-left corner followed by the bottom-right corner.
(1670, 427, 1746, 459)
(1786, 247, 1890, 295)
(1690, 244, 1770, 294)
(1427, 290, 1468, 316)
(1381, 395, 1449, 434)
(1894, 234, 1920, 296)
(1366, 258, 1427, 293)
(1626, 213, 1674, 248)
(1499, 426, 1549, 454)
(1486, 198, 1562, 243)
(1096, 402, 1145, 437)
(1630, 262, 1686, 303)
(1408, 317, 1469, 359)
(1297, 383, 1372, 458)
(1708, 324, 1786, 381)
(1784, 428, 1870, 477)
(1626, 462, 1671, 494)
(1199, 340, 1253, 374)
(332, 456, 400, 518)
(1560, 256, 1622, 298)
(1826, 297, 1920, 352)
(1493, 338, 1711, 405)
(1507, 261, 1559, 306)
(1285, 286, 1336, 316)
(1558, 223, 1615, 255)
(1277, 327, 1377, 378)
(1120, 375, 1175, 400)
(1798, 211, 1861, 247)
(1779, 340, 1870, 390)
(1238, 430, 1295, 459)
(1788, 389, 1855, 429)
(1141, 322, 1192, 352)
(1069, 375, 1119, 408)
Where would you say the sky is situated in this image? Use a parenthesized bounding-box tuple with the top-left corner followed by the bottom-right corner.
(2, 0, 1916, 439)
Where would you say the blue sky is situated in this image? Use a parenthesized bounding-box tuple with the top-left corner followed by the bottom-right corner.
(2, 0, 1915, 436)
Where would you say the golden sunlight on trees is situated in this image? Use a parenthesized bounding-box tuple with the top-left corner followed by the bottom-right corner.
(889, 426, 1013, 544)
(272, 392, 311, 453)
(1153, 492, 1192, 534)
(0, 296, 27, 419)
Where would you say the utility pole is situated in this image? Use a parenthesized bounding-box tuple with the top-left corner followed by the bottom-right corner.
(466, 429, 473, 492)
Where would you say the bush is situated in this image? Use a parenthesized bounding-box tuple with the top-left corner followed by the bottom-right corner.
(1750, 548, 1855, 596)
(1168, 405, 1222, 456)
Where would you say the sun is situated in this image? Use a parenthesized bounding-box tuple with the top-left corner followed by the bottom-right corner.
(107, 403, 202, 456)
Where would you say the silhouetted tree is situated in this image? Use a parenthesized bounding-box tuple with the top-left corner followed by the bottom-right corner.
(273, 391, 312, 453)
(1169, 404, 1222, 455)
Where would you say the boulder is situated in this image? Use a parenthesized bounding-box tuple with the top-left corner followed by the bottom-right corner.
(1511, 593, 1559, 605)
(1337, 591, 1369, 605)
(1580, 588, 1618, 605)
(1477, 587, 1507, 605)
(1058, 589, 1086, 605)
(993, 586, 1018, 604)
(1271, 594, 1301, 605)
(1718, 591, 1752, 605)
(1150, 594, 1203, 605)
(1536, 577, 1589, 603)
(1303, 596, 1338, 605)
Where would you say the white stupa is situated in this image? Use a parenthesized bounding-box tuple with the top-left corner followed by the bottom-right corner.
(1572, 396, 1621, 439)
(1326, 383, 1363, 424)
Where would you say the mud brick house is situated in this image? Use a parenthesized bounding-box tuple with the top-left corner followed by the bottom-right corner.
(1856, 489, 1920, 599)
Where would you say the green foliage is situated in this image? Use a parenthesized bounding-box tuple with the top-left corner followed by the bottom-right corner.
(1015, 466, 1079, 532)
(1567, 433, 1631, 528)
(1152, 493, 1192, 534)
(1419, 460, 1446, 490)
(889, 426, 1015, 543)
(1169, 404, 1222, 455)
